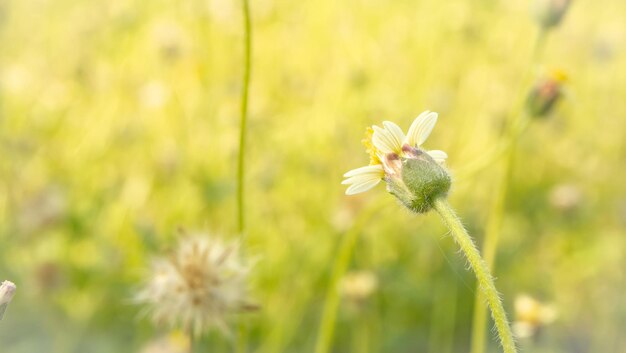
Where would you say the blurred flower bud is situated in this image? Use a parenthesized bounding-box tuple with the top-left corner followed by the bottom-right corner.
(533, 0, 572, 30)
(525, 70, 567, 118)
(513, 294, 557, 338)
(340, 271, 378, 302)
(17, 186, 67, 234)
(0, 280, 16, 320)
(151, 20, 186, 62)
(36, 262, 64, 292)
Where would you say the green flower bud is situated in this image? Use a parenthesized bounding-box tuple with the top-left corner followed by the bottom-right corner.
(385, 147, 451, 214)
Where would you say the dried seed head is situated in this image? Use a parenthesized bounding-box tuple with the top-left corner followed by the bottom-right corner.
(136, 234, 255, 336)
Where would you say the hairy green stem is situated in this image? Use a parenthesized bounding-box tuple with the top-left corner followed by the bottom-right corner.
(469, 28, 547, 353)
(237, 0, 252, 236)
(432, 197, 517, 353)
(469, 139, 516, 353)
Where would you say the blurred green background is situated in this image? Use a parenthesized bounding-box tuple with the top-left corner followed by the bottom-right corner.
(1, 0, 625, 352)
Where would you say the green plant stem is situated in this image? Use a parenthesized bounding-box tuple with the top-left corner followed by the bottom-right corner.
(353, 310, 369, 353)
(189, 331, 195, 353)
(315, 223, 362, 353)
(455, 28, 546, 181)
(454, 118, 529, 181)
(469, 109, 528, 353)
(469, 134, 517, 353)
(237, 0, 252, 236)
(469, 27, 547, 353)
(236, 0, 252, 352)
(314, 202, 384, 353)
(432, 197, 517, 353)
(428, 279, 457, 353)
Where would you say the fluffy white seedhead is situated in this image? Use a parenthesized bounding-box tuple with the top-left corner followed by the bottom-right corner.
(136, 235, 255, 336)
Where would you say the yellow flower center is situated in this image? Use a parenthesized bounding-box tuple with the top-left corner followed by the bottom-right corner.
(361, 127, 381, 165)
(550, 68, 568, 83)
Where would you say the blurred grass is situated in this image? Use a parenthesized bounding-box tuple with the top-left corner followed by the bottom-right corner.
(1, 0, 626, 352)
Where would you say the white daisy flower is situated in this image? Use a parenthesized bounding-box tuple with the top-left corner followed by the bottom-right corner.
(342, 111, 447, 195)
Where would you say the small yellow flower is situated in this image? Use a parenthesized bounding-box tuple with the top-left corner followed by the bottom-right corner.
(550, 69, 568, 83)
(513, 294, 557, 338)
(340, 271, 378, 302)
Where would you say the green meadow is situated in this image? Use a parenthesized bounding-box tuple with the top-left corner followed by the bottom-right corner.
(1, 0, 625, 352)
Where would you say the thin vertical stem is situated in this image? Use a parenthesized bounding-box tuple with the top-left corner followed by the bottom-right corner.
(455, 28, 546, 181)
(236, 0, 252, 352)
(237, 0, 252, 236)
(188, 331, 195, 353)
(469, 135, 516, 353)
(428, 279, 458, 353)
(432, 198, 517, 353)
(353, 309, 370, 353)
(469, 27, 547, 353)
(315, 222, 362, 353)
(314, 202, 384, 353)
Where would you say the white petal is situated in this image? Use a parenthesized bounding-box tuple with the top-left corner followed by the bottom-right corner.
(405, 111, 438, 147)
(382, 121, 406, 148)
(372, 126, 401, 154)
(405, 111, 430, 145)
(345, 179, 381, 195)
(427, 149, 448, 163)
(342, 165, 384, 188)
(343, 164, 384, 178)
(342, 173, 381, 185)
